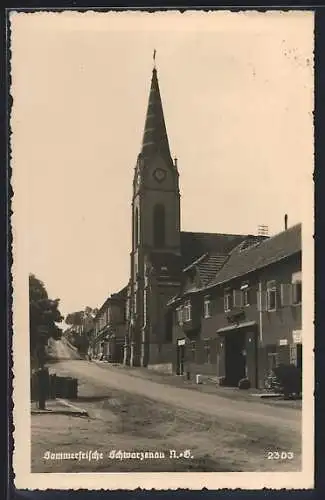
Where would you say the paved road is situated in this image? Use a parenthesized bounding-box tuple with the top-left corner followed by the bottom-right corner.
(52, 345, 301, 434)
(48, 338, 82, 360)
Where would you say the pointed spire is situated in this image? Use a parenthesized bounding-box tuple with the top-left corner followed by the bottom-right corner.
(141, 59, 172, 164)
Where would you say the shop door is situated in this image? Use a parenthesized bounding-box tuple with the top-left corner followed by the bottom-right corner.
(176, 344, 185, 375)
(245, 331, 258, 388)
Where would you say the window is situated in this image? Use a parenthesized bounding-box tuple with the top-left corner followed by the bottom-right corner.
(134, 207, 140, 247)
(176, 306, 183, 326)
(125, 298, 130, 321)
(241, 284, 250, 306)
(280, 283, 292, 307)
(133, 291, 137, 315)
(153, 204, 165, 248)
(233, 289, 243, 308)
(143, 290, 147, 325)
(292, 281, 302, 305)
(243, 289, 250, 306)
(204, 340, 211, 364)
(224, 291, 233, 312)
(190, 341, 196, 362)
(183, 300, 192, 322)
(267, 281, 277, 311)
(204, 297, 211, 318)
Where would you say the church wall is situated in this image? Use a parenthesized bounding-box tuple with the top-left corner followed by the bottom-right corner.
(140, 190, 180, 249)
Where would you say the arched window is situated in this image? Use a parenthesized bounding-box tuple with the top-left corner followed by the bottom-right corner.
(153, 204, 165, 247)
(134, 207, 139, 247)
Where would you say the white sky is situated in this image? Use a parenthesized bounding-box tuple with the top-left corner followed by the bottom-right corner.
(10, 10, 314, 317)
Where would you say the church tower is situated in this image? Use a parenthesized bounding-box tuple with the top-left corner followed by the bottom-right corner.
(126, 60, 181, 367)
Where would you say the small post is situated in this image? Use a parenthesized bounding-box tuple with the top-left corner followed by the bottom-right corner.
(37, 367, 49, 410)
(284, 213, 288, 231)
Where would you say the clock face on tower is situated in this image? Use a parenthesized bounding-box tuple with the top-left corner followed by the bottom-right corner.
(153, 168, 167, 183)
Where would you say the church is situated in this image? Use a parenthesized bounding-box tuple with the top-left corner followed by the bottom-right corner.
(91, 57, 302, 389)
(122, 61, 266, 370)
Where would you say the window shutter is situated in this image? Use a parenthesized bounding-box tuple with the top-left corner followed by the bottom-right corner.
(280, 283, 292, 307)
(292, 282, 302, 304)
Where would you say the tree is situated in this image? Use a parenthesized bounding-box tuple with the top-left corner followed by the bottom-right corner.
(64, 306, 98, 355)
(65, 311, 84, 326)
(29, 274, 63, 368)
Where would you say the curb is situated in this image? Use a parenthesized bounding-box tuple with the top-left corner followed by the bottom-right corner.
(55, 398, 89, 416)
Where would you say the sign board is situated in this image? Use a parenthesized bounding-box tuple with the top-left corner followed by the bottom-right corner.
(279, 338, 288, 346)
(177, 338, 186, 346)
(292, 330, 302, 344)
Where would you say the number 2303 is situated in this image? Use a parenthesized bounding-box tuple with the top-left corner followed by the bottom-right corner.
(267, 451, 294, 460)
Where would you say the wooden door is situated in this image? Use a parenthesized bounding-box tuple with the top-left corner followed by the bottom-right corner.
(245, 330, 258, 388)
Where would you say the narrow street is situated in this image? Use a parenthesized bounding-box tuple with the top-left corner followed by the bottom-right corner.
(31, 339, 302, 473)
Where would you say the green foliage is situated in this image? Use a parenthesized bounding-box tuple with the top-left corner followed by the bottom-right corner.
(29, 274, 63, 366)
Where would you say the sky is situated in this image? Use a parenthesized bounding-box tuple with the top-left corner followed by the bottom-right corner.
(10, 10, 314, 319)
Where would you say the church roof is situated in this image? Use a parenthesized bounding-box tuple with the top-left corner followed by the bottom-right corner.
(180, 231, 249, 268)
(167, 232, 269, 305)
(141, 68, 172, 165)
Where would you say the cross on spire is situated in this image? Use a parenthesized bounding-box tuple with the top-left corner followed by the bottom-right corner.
(140, 56, 172, 165)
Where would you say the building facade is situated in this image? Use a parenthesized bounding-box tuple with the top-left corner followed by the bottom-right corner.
(121, 63, 302, 380)
(123, 68, 254, 369)
(168, 224, 302, 389)
(92, 287, 127, 363)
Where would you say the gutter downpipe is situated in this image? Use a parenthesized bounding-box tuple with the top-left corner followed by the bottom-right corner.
(258, 281, 264, 389)
(258, 281, 263, 343)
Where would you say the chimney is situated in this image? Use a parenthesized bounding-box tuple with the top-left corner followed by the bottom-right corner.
(284, 214, 288, 231)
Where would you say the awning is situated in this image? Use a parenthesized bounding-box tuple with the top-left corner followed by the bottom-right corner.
(216, 320, 257, 334)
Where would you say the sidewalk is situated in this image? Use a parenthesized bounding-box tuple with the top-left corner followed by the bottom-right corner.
(31, 398, 88, 416)
(92, 360, 302, 410)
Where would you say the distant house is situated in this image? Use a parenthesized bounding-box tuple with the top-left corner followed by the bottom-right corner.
(92, 287, 127, 363)
(167, 223, 302, 389)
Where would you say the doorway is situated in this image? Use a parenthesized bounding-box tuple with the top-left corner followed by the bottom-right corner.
(176, 343, 185, 375)
(225, 331, 246, 386)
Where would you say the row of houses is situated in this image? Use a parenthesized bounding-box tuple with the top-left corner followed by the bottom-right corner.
(90, 221, 302, 390)
(89, 288, 127, 363)
(167, 222, 302, 389)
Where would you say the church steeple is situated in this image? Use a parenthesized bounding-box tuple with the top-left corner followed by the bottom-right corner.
(141, 65, 172, 165)
(128, 55, 181, 369)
